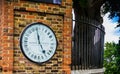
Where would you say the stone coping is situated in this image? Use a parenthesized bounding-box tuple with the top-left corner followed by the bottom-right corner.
(71, 68, 105, 74)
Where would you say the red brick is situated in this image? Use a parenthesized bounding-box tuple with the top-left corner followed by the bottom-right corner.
(27, 8, 37, 11)
(26, 15, 35, 19)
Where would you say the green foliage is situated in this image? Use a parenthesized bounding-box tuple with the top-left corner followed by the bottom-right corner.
(104, 42, 120, 74)
(115, 42, 120, 73)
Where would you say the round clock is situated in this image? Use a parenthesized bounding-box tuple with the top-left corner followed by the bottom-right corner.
(20, 22, 58, 64)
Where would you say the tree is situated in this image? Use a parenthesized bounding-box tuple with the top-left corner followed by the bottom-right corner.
(102, 0, 120, 27)
(73, 0, 104, 25)
(104, 42, 117, 74)
(104, 41, 120, 74)
(115, 40, 120, 73)
(73, 0, 120, 27)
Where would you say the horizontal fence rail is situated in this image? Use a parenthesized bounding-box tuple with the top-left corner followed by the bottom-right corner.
(72, 16, 105, 70)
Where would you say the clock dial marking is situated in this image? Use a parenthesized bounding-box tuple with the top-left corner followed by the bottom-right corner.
(47, 32, 50, 35)
(45, 29, 47, 33)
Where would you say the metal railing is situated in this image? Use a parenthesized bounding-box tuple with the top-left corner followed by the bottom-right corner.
(71, 16, 105, 70)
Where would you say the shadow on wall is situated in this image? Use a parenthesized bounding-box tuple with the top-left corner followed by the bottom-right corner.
(0, 66, 2, 73)
(29, 0, 62, 4)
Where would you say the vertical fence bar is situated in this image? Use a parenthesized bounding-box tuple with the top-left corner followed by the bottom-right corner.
(74, 24, 77, 69)
(78, 23, 80, 69)
(86, 22, 88, 69)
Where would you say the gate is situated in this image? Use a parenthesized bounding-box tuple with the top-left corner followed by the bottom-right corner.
(71, 16, 105, 70)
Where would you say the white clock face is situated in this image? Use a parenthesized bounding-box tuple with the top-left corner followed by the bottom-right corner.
(20, 22, 57, 64)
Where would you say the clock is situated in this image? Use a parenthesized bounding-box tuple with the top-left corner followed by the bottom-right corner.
(20, 22, 58, 64)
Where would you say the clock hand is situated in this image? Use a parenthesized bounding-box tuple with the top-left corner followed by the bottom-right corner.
(36, 28, 40, 44)
(36, 28, 46, 56)
(39, 44, 47, 57)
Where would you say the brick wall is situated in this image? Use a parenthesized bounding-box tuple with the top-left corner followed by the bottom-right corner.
(14, 11, 63, 74)
(0, 1, 2, 73)
(0, 0, 72, 74)
(0, 0, 14, 74)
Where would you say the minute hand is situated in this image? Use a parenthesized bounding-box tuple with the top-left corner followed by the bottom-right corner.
(36, 28, 45, 53)
(36, 28, 40, 44)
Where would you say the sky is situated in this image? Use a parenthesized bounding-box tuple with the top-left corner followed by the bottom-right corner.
(102, 13, 120, 43)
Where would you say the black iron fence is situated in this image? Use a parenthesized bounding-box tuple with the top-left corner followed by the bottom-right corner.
(71, 16, 105, 70)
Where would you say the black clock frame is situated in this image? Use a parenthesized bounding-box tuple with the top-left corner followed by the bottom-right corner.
(20, 22, 58, 65)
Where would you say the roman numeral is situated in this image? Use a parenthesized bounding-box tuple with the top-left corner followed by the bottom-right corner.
(24, 40, 28, 44)
(34, 55, 37, 59)
(24, 37, 28, 40)
(24, 40, 28, 42)
(50, 47, 54, 49)
(42, 28, 44, 31)
(32, 28, 35, 32)
(47, 32, 50, 35)
(31, 54, 34, 57)
(28, 30, 32, 34)
(28, 52, 31, 55)
(25, 47, 29, 51)
(49, 35, 52, 38)
(25, 34, 29, 37)
(47, 52, 50, 55)
(41, 56, 44, 59)
(51, 43, 55, 45)
(49, 50, 52, 53)
(51, 39, 54, 41)
(45, 29, 47, 33)
(38, 56, 40, 60)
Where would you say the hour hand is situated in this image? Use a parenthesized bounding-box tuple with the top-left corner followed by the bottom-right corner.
(40, 45, 46, 56)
